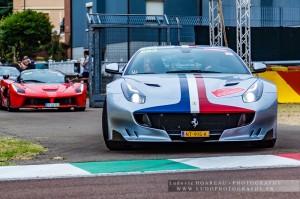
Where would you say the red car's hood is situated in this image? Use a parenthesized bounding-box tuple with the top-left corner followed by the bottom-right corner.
(16, 83, 78, 94)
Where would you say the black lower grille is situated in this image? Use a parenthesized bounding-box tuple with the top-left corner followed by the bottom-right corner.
(54, 98, 76, 105)
(24, 98, 76, 106)
(134, 113, 255, 131)
(24, 98, 50, 105)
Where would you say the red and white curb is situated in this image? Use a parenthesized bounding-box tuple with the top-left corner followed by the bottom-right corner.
(0, 164, 92, 180)
(171, 154, 300, 170)
(0, 153, 299, 181)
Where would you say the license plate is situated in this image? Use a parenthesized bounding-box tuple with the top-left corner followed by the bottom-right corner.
(45, 103, 60, 108)
(181, 131, 210, 137)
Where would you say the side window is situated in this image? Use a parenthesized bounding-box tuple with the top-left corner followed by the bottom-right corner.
(146, 0, 164, 15)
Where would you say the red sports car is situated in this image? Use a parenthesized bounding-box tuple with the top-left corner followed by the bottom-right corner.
(0, 69, 87, 112)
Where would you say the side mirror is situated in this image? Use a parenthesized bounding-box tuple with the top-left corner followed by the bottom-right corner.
(3, 74, 9, 79)
(252, 62, 266, 73)
(105, 63, 122, 74)
(3, 70, 9, 79)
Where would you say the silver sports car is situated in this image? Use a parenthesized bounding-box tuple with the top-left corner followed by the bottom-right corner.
(103, 46, 277, 150)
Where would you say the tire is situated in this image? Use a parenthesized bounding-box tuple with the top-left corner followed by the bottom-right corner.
(74, 107, 86, 111)
(58, 108, 71, 112)
(250, 139, 276, 148)
(102, 100, 131, 150)
(0, 96, 4, 110)
(7, 90, 19, 112)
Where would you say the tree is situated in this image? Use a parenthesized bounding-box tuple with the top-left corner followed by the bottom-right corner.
(0, 9, 53, 62)
(0, 0, 12, 20)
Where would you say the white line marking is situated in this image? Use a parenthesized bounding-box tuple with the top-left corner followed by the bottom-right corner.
(0, 164, 91, 180)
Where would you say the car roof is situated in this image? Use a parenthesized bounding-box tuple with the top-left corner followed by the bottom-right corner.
(0, 66, 19, 71)
(20, 69, 62, 73)
(138, 45, 231, 51)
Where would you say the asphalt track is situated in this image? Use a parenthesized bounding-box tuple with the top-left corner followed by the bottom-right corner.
(0, 105, 300, 198)
(0, 106, 299, 165)
(0, 167, 300, 199)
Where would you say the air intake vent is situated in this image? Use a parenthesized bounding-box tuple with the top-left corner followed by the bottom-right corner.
(225, 82, 239, 86)
(144, 83, 160, 87)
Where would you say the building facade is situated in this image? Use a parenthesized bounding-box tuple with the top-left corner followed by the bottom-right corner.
(69, 0, 200, 59)
(70, 0, 300, 60)
(13, 0, 65, 41)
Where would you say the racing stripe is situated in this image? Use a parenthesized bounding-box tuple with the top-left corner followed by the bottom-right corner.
(135, 74, 191, 113)
(186, 74, 199, 113)
(194, 74, 253, 113)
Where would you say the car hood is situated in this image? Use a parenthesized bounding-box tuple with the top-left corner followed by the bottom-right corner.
(123, 73, 258, 99)
(14, 83, 78, 94)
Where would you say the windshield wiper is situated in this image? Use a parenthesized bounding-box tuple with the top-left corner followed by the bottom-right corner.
(21, 79, 46, 83)
(133, 72, 156, 74)
(166, 70, 203, 73)
(166, 70, 221, 74)
(167, 70, 209, 73)
(201, 70, 221, 73)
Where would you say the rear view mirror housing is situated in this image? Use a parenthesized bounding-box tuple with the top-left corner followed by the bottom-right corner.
(251, 62, 267, 73)
(105, 63, 122, 74)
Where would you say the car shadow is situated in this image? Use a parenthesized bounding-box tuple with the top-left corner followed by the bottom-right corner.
(115, 142, 266, 154)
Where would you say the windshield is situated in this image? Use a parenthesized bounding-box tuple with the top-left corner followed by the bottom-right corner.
(19, 69, 65, 83)
(124, 47, 250, 75)
(0, 67, 20, 76)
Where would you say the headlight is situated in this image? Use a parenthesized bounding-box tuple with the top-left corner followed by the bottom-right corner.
(12, 84, 25, 93)
(242, 80, 263, 103)
(121, 81, 146, 104)
(75, 83, 84, 93)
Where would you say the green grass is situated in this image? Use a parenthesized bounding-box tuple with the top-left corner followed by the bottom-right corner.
(0, 137, 46, 166)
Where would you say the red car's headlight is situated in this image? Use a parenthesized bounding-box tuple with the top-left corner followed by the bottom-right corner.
(12, 84, 25, 93)
(75, 83, 84, 93)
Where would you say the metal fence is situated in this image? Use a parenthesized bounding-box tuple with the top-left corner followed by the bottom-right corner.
(87, 14, 186, 107)
(222, 6, 300, 27)
(86, 9, 300, 108)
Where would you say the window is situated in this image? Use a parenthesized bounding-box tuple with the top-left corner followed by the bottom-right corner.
(146, 0, 164, 15)
(86, 2, 93, 14)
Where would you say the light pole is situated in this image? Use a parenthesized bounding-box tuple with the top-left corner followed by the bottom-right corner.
(127, 0, 130, 61)
(24, 0, 26, 10)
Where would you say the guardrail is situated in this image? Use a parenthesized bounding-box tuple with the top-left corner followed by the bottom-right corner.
(34, 61, 80, 76)
(256, 61, 300, 103)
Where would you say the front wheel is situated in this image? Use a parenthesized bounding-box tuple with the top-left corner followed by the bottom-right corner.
(102, 100, 131, 150)
(7, 90, 19, 112)
(58, 108, 71, 112)
(74, 107, 86, 111)
(0, 96, 4, 110)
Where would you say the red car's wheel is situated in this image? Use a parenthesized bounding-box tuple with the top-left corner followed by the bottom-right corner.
(7, 90, 19, 112)
(0, 96, 4, 110)
(74, 107, 86, 112)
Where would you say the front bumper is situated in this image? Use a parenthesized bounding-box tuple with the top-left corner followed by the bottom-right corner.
(9, 91, 86, 108)
(106, 94, 277, 143)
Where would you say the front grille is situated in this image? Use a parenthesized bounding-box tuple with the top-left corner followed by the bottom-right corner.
(24, 98, 50, 105)
(134, 113, 255, 131)
(54, 98, 76, 105)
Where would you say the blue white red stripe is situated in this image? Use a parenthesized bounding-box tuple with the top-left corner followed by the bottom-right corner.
(137, 74, 252, 113)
